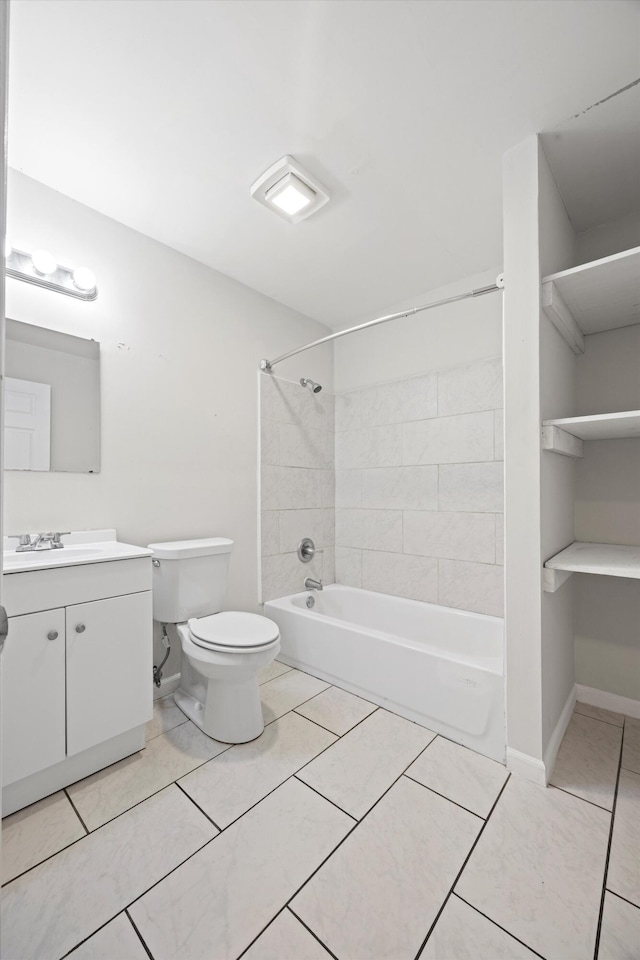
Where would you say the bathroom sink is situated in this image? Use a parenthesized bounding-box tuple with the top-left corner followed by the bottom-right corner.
(3, 538, 152, 573)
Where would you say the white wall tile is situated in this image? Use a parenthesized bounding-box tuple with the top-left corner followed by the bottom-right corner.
(320, 469, 335, 508)
(279, 423, 333, 470)
(335, 508, 403, 552)
(323, 546, 335, 583)
(403, 511, 496, 563)
(403, 412, 494, 465)
(278, 509, 333, 555)
(260, 375, 304, 426)
(361, 550, 438, 602)
(494, 409, 504, 460)
(335, 546, 362, 587)
(260, 420, 280, 466)
(335, 391, 362, 432)
(359, 373, 437, 427)
(437, 357, 503, 416)
(261, 512, 280, 556)
(439, 462, 504, 513)
(495, 514, 504, 565)
(336, 424, 402, 469)
(261, 466, 323, 510)
(261, 552, 323, 602)
(335, 469, 362, 508)
(439, 559, 504, 617)
(361, 465, 437, 511)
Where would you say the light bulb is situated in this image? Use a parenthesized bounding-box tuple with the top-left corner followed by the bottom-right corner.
(31, 249, 58, 276)
(72, 266, 96, 292)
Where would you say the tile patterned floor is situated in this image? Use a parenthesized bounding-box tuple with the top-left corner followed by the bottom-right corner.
(2, 665, 639, 960)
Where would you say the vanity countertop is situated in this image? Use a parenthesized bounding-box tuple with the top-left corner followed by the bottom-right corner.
(2, 529, 152, 574)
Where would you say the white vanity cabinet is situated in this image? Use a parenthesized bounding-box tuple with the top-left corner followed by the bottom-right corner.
(1, 539, 153, 815)
(66, 591, 152, 755)
(2, 608, 67, 784)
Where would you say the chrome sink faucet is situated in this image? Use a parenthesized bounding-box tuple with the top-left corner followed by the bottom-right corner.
(11, 532, 70, 552)
(304, 577, 323, 591)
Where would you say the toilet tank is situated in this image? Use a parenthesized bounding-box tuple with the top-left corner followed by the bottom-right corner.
(148, 538, 233, 624)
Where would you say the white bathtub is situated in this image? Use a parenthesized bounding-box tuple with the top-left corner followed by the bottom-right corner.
(264, 584, 505, 762)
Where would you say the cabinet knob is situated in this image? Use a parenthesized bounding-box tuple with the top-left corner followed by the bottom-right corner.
(75, 624, 86, 634)
(47, 630, 59, 641)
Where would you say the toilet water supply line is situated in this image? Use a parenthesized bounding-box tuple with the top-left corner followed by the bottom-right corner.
(259, 274, 504, 373)
(153, 624, 171, 688)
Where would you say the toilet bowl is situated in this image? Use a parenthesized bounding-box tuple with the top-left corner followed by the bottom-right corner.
(175, 612, 280, 743)
(148, 537, 280, 744)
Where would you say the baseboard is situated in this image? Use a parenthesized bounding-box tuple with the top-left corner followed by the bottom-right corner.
(506, 748, 547, 785)
(542, 684, 577, 783)
(153, 673, 180, 701)
(576, 683, 640, 720)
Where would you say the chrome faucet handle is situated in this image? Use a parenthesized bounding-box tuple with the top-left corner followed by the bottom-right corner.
(8, 534, 33, 546)
(52, 532, 71, 549)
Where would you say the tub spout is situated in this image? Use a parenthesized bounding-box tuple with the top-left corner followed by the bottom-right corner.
(304, 577, 323, 591)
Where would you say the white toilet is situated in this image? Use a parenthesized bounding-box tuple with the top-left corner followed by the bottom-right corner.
(148, 537, 280, 743)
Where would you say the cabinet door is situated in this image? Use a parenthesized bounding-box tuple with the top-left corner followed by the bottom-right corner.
(1, 609, 66, 785)
(66, 591, 153, 756)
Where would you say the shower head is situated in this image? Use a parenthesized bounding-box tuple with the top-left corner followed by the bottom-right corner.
(300, 378, 322, 394)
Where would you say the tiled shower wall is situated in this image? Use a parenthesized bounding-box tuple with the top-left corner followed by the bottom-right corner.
(260, 374, 335, 601)
(334, 357, 504, 616)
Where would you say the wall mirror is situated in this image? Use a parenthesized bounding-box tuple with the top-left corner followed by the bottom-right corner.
(4, 319, 100, 473)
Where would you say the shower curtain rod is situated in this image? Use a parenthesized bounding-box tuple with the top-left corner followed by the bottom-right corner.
(259, 274, 504, 372)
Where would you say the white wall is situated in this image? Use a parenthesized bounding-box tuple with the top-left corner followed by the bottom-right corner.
(5, 170, 333, 674)
(575, 211, 640, 265)
(538, 144, 577, 753)
(334, 269, 503, 392)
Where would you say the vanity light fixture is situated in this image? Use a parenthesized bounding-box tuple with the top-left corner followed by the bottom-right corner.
(250, 155, 330, 223)
(5, 246, 98, 300)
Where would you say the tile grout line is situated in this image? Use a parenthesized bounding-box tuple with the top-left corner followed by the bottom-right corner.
(550, 783, 615, 814)
(412, 773, 513, 960)
(174, 781, 222, 832)
(604, 889, 640, 912)
(145, 717, 189, 742)
(592, 718, 626, 960)
(126, 907, 155, 959)
(402, 773, 486, 821)
(452, 892, 546, 960)
(287, 906, 342, 960)
(64, 787, 90, 834)
(292, 775, 358, 822)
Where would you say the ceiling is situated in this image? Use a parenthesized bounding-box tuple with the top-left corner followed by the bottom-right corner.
(7, 0, 640, 329)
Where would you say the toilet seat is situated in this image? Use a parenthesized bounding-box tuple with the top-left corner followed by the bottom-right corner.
(188, 612, 279, 652)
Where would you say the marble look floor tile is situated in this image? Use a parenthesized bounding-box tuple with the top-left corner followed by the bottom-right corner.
(608, 769, 640, 907)
(243, 909, 332, 960)
(259, 659, 293, 685)
(68, 721, 230, 830)
(598, 892, 640, 960)
(292, 776, 480, 960)
(130, 778, 353, 960)
(297, 708, 435, 819)
(550, 712, 622, 810)
(456, 777, 610, 959)
(420, 894, 538, 959)
(1, 791, 86, 885)
(179, 711, 337, 828)
(574, 701, 625, 727)
(406, 736, 508, 818)
(621, 716, 640, 774)
(260, 668, 330, 723)
(67, 913, 148, 959)
(145, 694, 189, 741)
(1, 785, 217, 960)
(295, 685, 377, 735)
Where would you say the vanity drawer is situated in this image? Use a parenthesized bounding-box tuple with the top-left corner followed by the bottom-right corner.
(3, 557, 152, 616)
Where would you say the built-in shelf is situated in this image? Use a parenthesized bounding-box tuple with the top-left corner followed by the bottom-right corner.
(543, 541, 640, 592)
(542, 246, 640, 354)
(542, 410, 640, 457)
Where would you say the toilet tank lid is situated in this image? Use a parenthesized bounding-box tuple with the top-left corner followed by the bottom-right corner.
(148, 537, 233, 560)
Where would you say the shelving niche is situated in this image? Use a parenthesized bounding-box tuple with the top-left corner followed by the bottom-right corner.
(542, 245, 640, 593)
